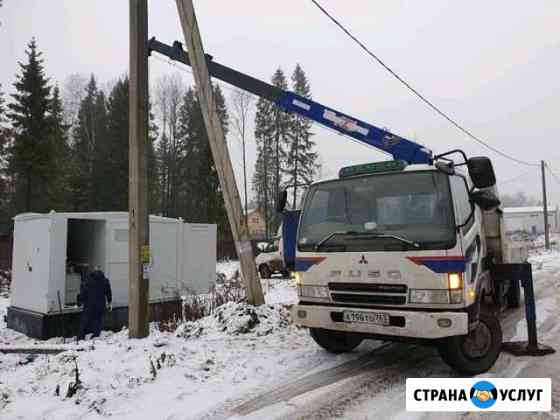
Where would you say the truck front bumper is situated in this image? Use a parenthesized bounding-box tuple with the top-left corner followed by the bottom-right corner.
(292, 304, 469, 339)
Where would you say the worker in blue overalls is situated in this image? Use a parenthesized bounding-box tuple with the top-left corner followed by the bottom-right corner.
(78, 266, 112, 340)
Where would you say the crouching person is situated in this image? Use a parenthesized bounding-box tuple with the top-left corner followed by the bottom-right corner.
(78, 266, 112, 340)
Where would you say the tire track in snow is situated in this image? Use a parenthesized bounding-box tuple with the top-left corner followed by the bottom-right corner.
(199, 342, 403, 419)
(219, 303, 537, 419)
(284, 345, 447, 420)
(222, 343, 445, 419)
(207, 258, 558, 420)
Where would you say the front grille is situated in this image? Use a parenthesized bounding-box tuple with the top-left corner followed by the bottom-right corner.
(328, 282, 407, 294)
(330, 293, 406, 305)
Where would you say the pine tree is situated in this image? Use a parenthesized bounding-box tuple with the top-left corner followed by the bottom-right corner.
(176, 85, 233, 253)
(176, 87, 199, 219)
(100, 77, 158, 213)
(7, 38, 55, 213)
(69, 75, 108, 211)
(156, 131, 171, 215)
(284, 64, 318, 208)
(0, 84, 12, 224)
(252, 68, 291, 237)
(48, 86, 71, 209)
(0, 84, 7, 166)
(104, 77, 130, 210)
(154, 75, 183, 217)
(90, 89, 110, 210)
(207, 85, 232, 249)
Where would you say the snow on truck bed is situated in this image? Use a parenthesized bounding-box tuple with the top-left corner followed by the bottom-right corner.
(1, 254, 559, 419)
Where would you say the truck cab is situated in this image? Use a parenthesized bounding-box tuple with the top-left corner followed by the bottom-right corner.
(289, 158, 518, 374)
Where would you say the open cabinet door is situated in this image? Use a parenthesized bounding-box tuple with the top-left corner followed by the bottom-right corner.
(49, 214, 68, 311)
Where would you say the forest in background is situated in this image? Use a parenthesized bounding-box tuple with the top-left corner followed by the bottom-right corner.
(0, 39, 320, 257)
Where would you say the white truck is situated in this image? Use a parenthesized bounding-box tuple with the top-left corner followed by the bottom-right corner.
(150, 38, 527, 374)
(284, 157, 523, 374)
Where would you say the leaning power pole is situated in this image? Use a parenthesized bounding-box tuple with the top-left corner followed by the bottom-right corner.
(175, 0, 265, 305)
(129, 0, 150, 338)
(541, 160, 550, 250)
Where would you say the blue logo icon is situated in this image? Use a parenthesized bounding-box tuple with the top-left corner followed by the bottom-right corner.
(470, 381, 498, 409)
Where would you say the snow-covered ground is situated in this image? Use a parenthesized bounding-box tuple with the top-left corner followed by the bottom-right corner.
(1, 254, 559, 419)
(0, 268, 371, 420)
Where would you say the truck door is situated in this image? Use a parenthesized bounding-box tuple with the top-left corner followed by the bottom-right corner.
(450, 176, 481, 287)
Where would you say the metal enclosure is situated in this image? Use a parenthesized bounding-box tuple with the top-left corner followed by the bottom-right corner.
(10, 212, 216, 316)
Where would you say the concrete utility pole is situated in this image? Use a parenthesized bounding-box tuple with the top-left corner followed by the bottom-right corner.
(129, 0, 150, 338)
(541, 160, 550, 250)
(175, 0, 265, 305)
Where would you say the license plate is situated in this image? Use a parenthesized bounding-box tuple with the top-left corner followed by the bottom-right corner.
(343, 310, 390, 326)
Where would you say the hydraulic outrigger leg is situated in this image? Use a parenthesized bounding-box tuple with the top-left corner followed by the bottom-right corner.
(502, 263, 555, 356)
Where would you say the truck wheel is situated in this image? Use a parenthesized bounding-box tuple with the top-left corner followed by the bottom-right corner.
(259, 264, 272, 279)
(437, 309, 502, 375)
(507, 279, 521, 308)
(310, 328, 362, 354)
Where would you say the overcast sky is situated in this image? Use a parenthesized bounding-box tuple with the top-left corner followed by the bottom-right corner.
(2, 1, 560, 205)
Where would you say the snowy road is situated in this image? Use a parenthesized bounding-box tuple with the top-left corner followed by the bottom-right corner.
(221, 250, 560, 420)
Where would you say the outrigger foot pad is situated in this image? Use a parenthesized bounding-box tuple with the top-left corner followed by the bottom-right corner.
(502, 341, 556, 357)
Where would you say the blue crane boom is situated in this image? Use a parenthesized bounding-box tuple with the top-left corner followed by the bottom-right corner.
(149, 39, 433, 165)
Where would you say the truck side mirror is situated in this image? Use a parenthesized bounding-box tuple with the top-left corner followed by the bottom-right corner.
(467, 157, 496, 189)
(276, 190, 288, 213)
(470, 190, 501, 211)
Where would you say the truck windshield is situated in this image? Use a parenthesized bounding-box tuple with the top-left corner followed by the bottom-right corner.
(298, 171, 456, 252)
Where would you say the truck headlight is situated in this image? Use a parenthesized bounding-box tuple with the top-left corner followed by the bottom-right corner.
(299, 285, 329, 299)
(447, 273, 463, 303)
(409, 289, 449, 304)
(293, 272, 302, 285)
(447, 273, 463, 290)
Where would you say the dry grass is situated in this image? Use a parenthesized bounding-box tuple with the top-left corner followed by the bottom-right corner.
(157, 271, 246, 331)
(0, 270, 10, 297)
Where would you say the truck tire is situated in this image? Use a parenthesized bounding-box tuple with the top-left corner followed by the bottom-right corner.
(259, 264, 272, 279)
(437, 309, 502, 375)
(507, 279, 521, 308)
(310, 328, 362, 354)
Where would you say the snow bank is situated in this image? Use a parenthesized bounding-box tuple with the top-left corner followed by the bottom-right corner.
(176, 301, 291, 339)
(0, 271, 306, 419)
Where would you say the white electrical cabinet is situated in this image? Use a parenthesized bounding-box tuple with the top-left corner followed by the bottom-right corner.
(10, 212, 216, 315)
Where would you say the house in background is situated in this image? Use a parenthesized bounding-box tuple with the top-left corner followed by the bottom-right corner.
(503, 206, 560, 235)
(246, 208, 266, 239)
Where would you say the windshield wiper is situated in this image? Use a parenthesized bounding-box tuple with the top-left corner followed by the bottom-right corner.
(314, 231, 421, 251)
(314, 231, 359, 251)
(346, 232, 421, 249)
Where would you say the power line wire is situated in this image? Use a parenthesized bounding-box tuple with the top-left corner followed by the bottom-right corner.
(309, 0, 540, 167)
(500, 169, 537, 185)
